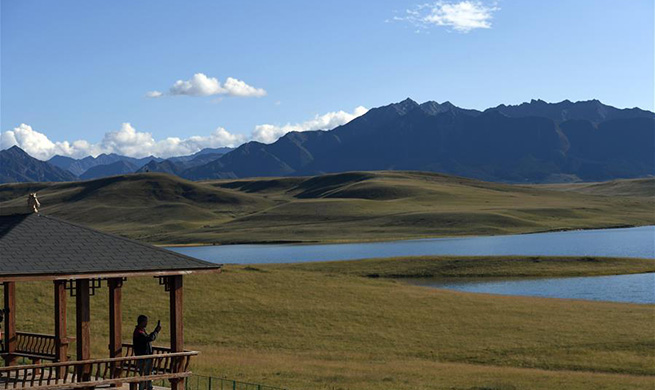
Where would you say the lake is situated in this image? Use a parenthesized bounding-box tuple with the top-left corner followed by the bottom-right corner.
(168, 226, 655, 304)
(168, 225, 655, 264)
(403, 273, 655, 304)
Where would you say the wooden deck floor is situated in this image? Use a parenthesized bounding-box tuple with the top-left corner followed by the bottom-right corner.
(0, 373, 172, 390)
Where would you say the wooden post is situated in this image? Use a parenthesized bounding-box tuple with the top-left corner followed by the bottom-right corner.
(54, 280, 68, 378)
(3, 282, 17, 366)
(108, 278, 123, 384)
(76, 279, 91, 382)
(108, 278, 123, 358)
(169, 275, 184, 390)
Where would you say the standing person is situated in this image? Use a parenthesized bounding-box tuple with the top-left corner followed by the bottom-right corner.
(133, 315, 161, 390)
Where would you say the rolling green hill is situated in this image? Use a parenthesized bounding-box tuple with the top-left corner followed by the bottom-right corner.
(537, 177, 655, 198)
(0, 173, 272, 242)
(0, 171, 653, 244)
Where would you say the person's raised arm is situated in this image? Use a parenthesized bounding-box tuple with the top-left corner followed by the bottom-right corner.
(148, 320, 162, 341)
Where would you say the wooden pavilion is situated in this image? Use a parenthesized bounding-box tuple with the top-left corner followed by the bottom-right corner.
(0, 211, 222, 390)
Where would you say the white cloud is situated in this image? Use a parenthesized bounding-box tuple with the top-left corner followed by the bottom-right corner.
(169, 73, 223, 97)
(1, 106, 367, 160)
(222, 77, 267, 97)
(252, 106, 368, 143)
(395, 1, 499, 33)
(146, 91, 163, 98)
(1, 124, 76, 160)
(156, 73, 266, 98)
(1, 123, 247, 160)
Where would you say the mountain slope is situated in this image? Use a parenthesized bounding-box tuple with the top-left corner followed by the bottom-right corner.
(79, 160, 138, 180)
(167, 147, 232, 164)
(137, 150, 227, 175)
(185, 99, 654, 183)
(47, 148, 230, 179)
(0, 146, 78, 183)
(49, 153, 161, 176)
(137, 159, 187, 176)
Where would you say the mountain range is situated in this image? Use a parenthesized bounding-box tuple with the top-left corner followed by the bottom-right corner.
(1, 99, 653, 184)
(0, 147, 233, 183)
(0, 146, 77, 183)
(183, 98, 654, 182)
(48, 153, 162, 176)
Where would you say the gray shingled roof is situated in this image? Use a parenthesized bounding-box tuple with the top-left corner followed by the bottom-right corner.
(0, 213, 221, 279)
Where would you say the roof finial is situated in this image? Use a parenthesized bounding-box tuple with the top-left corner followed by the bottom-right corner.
(27, 193, 41, 213)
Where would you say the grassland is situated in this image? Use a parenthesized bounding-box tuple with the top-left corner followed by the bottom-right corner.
(270, 255, 655, 278)
(8, 257, 655, 390)
(0, 171, 653, 244)
(537, 177, 655, 198)
(2, 172, 653, 388)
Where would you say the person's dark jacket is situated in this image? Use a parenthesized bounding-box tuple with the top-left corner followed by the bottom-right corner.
(133, 326, 158, 356)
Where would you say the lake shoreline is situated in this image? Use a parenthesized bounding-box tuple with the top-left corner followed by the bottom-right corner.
(399, 272, 655, 305)
(267, 255, 655, 279)
(167, 226, 655, 263)
(263, 256, 655, 304)
(159, 222, 649, 247)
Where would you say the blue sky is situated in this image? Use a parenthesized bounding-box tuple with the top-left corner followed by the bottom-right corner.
(1, 0, 653, 159)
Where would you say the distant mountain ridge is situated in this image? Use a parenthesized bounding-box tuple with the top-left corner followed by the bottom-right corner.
(489, 99, 654, 123)
(79, 160, 138, 180)
(1, 146, 78, 183)
(138, 148, 231, 175)
(1, 146, 233, 183)
(48, 153, 162, 176)
(183, 98, 655, 183)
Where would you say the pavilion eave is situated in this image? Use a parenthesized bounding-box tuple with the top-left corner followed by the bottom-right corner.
(0, 266, 222, 283)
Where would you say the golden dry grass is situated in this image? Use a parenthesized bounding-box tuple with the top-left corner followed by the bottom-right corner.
(8, 261, 655, 389)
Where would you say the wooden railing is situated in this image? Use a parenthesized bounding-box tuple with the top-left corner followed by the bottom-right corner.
(121, 343, 174, 357)
(0, 351, 198, 390)
(15, 333, 57, 360)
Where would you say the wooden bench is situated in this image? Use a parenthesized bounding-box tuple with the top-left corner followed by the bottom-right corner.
(2, 332, 72, 366)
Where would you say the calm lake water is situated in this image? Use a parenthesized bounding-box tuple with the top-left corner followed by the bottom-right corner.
(168, 226, 655, 304)
(168, 226, 655, 264)
(403, 273, 655, 304)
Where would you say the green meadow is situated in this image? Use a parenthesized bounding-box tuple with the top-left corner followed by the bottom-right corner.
(0, 171, 653, 245)
(8, 256, 655, 390)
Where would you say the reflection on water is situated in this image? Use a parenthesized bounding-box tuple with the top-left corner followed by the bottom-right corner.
(168, 226, 655, 264)
(403, 273, 655, 304)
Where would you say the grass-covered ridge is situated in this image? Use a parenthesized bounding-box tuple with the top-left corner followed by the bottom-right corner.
(9, 257, 655, 390)
(269, 255, 655, 278)
(0, 171, 653, 244)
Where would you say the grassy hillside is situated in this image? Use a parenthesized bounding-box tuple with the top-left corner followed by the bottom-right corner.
(9, 259, 655, 389)
(538, 177, 655, 198)
(0, 171, 653, 244)
(0, 173, 273, 242)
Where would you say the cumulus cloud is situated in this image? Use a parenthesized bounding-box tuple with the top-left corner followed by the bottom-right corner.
(153, 73, 266, 98)
(222, 77, 267, 97)
(1, 123, 247, 160)
(1, 123, 71, 160)
(395, 1, 499, 33)
(252, 106, 368, 143)
(1, 106, 367, 160)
